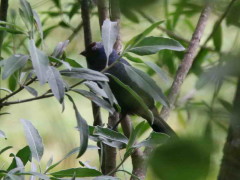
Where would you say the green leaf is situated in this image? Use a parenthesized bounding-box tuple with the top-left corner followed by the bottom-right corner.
(0, 26, 25, 34)
(93, 176, 120, 180)
(124, 54, 171, 84)
(67, 95, 89, 158)
(149, 138, 211, 180)
(219, 99, 233, 112)
(64, 57, 82, 68)
(8, 146, 31, 171)
(107, 74, 153, 123)
(60, 68, 108, 82)
(102, 19, 119, 65)
(28, 39, 49, 85)
(47, 66, 65, 103)
(123, 64, 169, 107)
(213, 24, 222, 51)
(134, 131, 169, 148)
(8, 72, 18, 91)
(24, 86, 38, 97)
(0, 130, 6, 139)
(124, 21, 164, 51)
(128, 36, 185, 56)
(0, 146, 12, 155)
(49, 56, 72, 70)
(50, 168, 102, 178)
(72, 89, 114, 114)
(122, 9, 139, 23)
(20, 119, 44, 162)
(2, 55, 28, 80)
(94, 126, 128, 146)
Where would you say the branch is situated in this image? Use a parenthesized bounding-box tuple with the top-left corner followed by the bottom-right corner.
(67, 22, 83, 42)
(218, 77, 240, 179)
(110, 0, 121, 53)
(160, 4, 211, 120)
(0, 0, 9, 57)
(79, 0, 103, 127)
(0, 77, 37, 103)
(97, 0, 109, 29)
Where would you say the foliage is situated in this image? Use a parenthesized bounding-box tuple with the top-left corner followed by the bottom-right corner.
(0, 0, 239, 179)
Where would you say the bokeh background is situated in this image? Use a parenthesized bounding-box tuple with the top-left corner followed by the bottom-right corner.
(0, 0, 239, 179)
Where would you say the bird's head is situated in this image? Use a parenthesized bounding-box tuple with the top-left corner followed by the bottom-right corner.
(80, 42, 108, 71)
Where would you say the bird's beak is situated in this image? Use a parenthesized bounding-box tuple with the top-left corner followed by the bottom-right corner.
(80, 50, 87, 56)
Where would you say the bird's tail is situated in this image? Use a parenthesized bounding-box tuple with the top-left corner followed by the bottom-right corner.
(150, 107, 177, 137)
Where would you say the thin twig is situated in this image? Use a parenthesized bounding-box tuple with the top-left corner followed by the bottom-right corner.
(160, 4, 211, 120)
(0, 77, 37, 103)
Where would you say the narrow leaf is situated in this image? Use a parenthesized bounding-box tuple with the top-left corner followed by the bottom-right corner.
(101, 19, 119, 66)
(0, 130, 6, 139)
(24, 86, 38, 97)
(2, 55, 28, 80)
(72, 89, 114, 114)
(50, 168, 102, 178)
(128, 36, 185, 55)
(124, 21, 164, 50)
(67, 95, 89, 158)
(28, 39, 49, 85)
(123, 64, 169, 107)
(52, 40, 69, 58)
(20, 119, 44, 162)
(47, 66, 65, 103)
(60, 68, 108, 82)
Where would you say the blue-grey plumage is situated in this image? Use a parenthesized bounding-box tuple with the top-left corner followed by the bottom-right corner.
(81, 42, 176, 136)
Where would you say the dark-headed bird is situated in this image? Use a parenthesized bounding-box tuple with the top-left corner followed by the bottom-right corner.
(81, 42, 176, 136)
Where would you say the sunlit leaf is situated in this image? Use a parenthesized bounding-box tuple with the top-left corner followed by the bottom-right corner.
(28, 39, 49, 85)
(47, 66, 65, 103)
(20, 119, 44, 162)
(2, 55, 28, 80)
(102, 19, 119, 65)
(61, 68, 108, 82)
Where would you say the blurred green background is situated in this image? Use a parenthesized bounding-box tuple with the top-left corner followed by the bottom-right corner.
(0, 0, 239, 179)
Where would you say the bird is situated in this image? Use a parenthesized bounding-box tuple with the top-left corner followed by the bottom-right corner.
(81, 42, 176, 136)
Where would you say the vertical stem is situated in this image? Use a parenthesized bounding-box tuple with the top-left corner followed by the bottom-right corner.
(218, 77, 240, 180)
(160, 4, 211, 120)
(102, 112, 119, 175)
(97, 0, 109, 29)
(79, 0, 103, 127)
(0, 0, 9, 57)
(109, 0, 121, 53)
